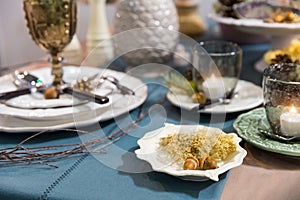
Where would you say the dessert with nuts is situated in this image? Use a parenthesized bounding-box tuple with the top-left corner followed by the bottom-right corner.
(159, 128, 237, 170)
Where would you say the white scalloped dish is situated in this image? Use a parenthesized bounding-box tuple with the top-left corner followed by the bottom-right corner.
(135, 123, 247, 181)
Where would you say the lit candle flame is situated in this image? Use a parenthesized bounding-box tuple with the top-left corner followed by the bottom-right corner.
(202, 73, 225, 100)
(290, 106, 297, 114)
(206, 74, 222, 83)
(280, 105, 300, 136)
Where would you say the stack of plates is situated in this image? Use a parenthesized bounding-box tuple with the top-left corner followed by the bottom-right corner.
(0, 66, 147, 132)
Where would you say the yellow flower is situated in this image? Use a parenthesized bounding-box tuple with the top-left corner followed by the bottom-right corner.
(264, 39, 300, 64)
(263, 50, 284, 64)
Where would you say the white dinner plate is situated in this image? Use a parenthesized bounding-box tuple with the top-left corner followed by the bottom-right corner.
(135, 123, 247, 181)
(166, 80, 263, 114)
(0, 66, 147, 132)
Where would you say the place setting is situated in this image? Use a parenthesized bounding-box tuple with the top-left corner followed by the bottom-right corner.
(0, 66, 148, 131)
(0, 0, 148, 132)
(166, 40, 264, 114)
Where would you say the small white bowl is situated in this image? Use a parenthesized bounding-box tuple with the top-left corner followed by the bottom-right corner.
(135, 123, 247, 181)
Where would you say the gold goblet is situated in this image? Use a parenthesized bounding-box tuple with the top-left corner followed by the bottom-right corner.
(23, 0, 77, 87)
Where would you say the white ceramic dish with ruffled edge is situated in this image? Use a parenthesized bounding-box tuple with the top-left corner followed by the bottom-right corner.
(135, 123, 247, 181)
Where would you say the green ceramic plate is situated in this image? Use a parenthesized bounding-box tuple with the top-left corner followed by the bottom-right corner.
(233, 108, 300, 157)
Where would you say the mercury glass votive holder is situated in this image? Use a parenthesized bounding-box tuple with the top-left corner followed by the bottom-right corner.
(263, 63, 300, 137)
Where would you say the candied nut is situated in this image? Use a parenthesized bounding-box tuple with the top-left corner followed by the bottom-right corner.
(198, 154, 208, 169)
(286, 12, 295, 20)
(44, 87, 59, 99)
(274, 14, 284, 23)
(183, 157, 199, 170)
(204, 157, 218, 169)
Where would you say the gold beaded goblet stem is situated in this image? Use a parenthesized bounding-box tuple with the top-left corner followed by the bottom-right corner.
(51, 51, 64, 87)
(23, 0, 77, 87)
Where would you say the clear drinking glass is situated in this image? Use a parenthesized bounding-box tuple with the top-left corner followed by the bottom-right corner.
(23, 0, 77, 87)
(192, 40, 242, 101)
(263, 62, 300, 137)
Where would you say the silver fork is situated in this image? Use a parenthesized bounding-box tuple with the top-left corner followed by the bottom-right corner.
(79, 74, 135, 95)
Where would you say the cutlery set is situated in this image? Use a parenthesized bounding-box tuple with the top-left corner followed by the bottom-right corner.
(0, 71, 134, 106)
(74, 73, 135, 96)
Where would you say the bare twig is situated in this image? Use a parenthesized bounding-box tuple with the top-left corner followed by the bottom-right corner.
(0, 97, 167, 167)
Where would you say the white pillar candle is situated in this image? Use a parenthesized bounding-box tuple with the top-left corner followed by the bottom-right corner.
(280, 106, 300, 136)
(202, 74, 225, 100)
(86, 0, 114, 67)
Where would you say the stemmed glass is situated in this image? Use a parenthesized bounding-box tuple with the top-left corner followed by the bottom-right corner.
(23, 0, 77, 87)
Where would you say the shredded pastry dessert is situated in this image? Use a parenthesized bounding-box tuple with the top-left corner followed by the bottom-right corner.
(159, 128, 237, 170)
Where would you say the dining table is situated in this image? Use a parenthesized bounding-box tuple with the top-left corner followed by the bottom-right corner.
(0, 30, 300, 200)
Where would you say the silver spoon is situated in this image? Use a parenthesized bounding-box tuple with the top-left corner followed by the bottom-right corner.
(18, 71, 109, 104)
(0, 71, 45, 101)
(259, 129, 300, 142)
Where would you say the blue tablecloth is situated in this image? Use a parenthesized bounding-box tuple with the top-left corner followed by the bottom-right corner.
(0, 43, 269, 200)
